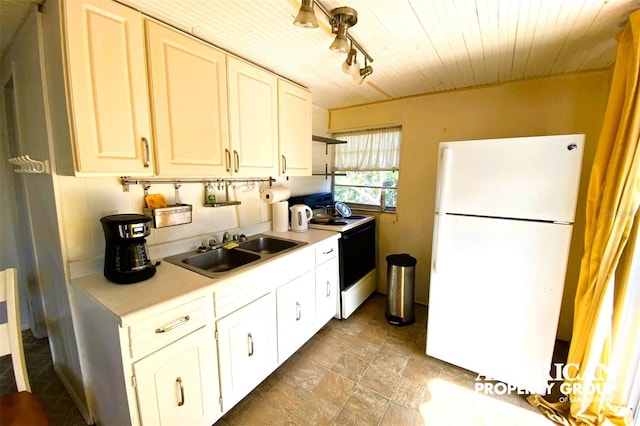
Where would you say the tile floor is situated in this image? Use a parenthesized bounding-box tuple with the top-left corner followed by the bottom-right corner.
(0, 330, 85, 425)
(2, 293, 561, 425)
(215, 293, 557, 425)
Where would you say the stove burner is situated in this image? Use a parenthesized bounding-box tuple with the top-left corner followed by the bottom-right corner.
(328, 221, 348, 225)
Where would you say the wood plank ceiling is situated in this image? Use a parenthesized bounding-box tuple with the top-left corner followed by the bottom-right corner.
(2, 0, 639, 109)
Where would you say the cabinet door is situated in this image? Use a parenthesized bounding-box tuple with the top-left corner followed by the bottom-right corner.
(227, 57, 279, 177)
(133, 327, 219, 426)
(63, 0, 153, 174)
(145, 21, 230, 177)
(315, 258, 339, 331)
(278, 80, 312, 176)
(216, 293, 277, 411)
(276, 271, 315, 362)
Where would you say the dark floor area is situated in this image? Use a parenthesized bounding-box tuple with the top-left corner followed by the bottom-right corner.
(0, 330, 86, 426)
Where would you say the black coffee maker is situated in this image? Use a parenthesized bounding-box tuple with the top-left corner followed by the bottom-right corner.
(100, 214, 156, 284)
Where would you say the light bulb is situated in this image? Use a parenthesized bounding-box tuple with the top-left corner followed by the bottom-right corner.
(294, 0, 318, 28)
(342, 49, 359, 75)
(329, 24, 350, 53)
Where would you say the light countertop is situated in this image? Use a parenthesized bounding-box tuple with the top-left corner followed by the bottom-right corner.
(71, 229, 340, 323)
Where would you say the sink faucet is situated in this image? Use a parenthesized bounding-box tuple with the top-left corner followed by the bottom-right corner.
(205, 232, 235, 251)
(207, 238, 231, 250)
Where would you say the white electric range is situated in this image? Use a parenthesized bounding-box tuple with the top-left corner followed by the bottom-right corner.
(289, 193, 377, 319)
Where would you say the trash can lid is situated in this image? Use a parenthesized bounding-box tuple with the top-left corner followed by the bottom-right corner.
(386, 253, 417, 267)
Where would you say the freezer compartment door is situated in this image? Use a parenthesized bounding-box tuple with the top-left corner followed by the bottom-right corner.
(435, 134, 584, 223)
(426, 214, 573, 394)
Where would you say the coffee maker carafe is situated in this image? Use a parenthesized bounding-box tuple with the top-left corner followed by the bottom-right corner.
(100, 214, 156, 284)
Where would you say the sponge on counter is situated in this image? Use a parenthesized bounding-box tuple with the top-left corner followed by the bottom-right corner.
(223, 242, 239, 250)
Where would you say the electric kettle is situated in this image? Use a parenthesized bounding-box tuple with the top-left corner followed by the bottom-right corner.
(290, 204, 312, 232)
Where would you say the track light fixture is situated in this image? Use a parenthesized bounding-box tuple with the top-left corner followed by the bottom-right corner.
(353, 57, 373, 85)
(328, 7, 357, 54)
(293, 0, 318, 28)
(293, 0, 374, 83)
(330, 22, 350, 53)
(342, 47, 359, 75)
(357, 65, 374, 84)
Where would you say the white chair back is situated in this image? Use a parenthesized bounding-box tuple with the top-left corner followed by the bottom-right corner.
(0, 267, 31, 392)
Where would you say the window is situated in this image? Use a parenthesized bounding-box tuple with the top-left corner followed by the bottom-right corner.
(332, 127, 401, 211)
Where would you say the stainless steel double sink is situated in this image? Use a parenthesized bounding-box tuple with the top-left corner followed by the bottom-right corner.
(163, 234, 307, 279)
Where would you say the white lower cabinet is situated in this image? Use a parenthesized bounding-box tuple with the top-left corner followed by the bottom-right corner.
(314, 239, 340, 331)
(69, 289, 219, 426)
(71, 235, 341, 425)
(315, 257, 339, 331)
(133, 327, 218, 426)
(216, 292, 278, 411)
(276, 271, 315, 362)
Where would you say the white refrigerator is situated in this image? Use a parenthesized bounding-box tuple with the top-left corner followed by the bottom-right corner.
(425, 134, 584, 394)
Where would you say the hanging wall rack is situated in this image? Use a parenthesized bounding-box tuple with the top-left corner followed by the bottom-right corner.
(120, 176, 275, 208)
(120, 176, 274, 192)
(8, 155, 50, 174)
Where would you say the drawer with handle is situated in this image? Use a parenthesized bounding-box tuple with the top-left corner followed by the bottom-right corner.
(315, 239, 338, 265)
(128, 297, 206, 359)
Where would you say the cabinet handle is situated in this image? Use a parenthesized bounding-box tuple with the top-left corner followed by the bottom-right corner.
(282, 155, 287, 174)
(323, 248, 334, 255)
(142, 137, 150, 168)
(247, 333, 254, 357)
(225, 149, 231, 172)
(176, 377, 185, 406)
(295, 302, 301, 321)
(326, 281, 331, 297)
(233, 150, 239, 173)
(155, 315, 189, 334)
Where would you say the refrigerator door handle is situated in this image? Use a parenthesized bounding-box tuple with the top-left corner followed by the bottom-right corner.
(436, 148, 452, 214)
(432, 214, 446, 272)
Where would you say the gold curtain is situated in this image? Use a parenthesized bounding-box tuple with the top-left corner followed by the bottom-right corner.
(529, 10, 640, 426)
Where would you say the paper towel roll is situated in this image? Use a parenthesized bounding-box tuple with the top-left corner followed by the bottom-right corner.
(261, 187, 291, 204)
(272, 201, 289, 232)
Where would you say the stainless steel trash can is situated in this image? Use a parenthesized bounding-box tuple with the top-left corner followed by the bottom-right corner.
(385, 253, 417, 326)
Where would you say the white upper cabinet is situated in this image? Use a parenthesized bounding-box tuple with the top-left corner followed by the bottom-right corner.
(43, 0, 312, 178)
(227, 57, 279, 177)
(278, 79, 312, 176)
(59, 0, 153, 175)
(145, 20, 230, 177)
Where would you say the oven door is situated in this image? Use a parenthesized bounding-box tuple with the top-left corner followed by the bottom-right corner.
(339, 220, 376, 290)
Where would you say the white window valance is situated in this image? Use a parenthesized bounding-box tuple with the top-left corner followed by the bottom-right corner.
(333, 127, 402, 171)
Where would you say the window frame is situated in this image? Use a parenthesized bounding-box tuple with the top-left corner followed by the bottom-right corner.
(332, 175, 398, 212)
(330, 126, 402, 212)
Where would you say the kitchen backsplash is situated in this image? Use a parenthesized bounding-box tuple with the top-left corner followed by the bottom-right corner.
(60, 175, 330, 279)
